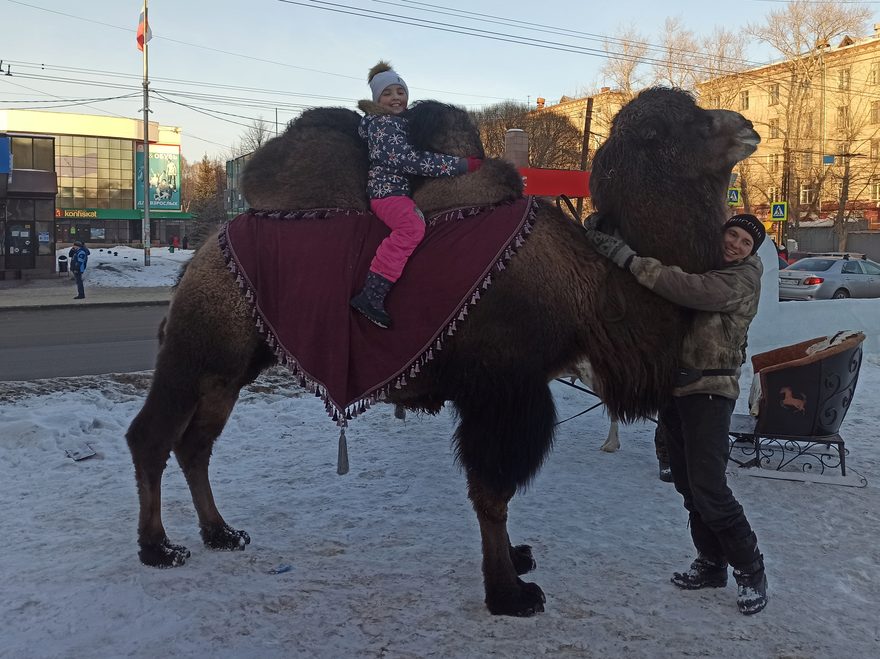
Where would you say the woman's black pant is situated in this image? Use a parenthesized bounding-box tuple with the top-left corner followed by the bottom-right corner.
(659, 394, 759, 569)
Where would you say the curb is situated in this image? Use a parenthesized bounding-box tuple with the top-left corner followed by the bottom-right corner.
(0, 299, 171, 312)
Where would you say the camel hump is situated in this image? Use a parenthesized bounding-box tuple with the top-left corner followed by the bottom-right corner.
(241, 106, 370, 211)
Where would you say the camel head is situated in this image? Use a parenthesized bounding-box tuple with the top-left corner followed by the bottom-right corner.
(590, 87, 760, 273)
(406, 101, 523, 215)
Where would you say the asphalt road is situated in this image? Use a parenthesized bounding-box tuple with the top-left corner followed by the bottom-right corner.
(0, 304, 168, 381)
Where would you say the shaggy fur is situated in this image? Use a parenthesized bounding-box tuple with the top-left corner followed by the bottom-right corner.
(125, 88, 758, 617)
(241, 107, 369, 210)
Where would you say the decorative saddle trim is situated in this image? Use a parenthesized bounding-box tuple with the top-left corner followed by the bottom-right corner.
(219, 197, 538, 427)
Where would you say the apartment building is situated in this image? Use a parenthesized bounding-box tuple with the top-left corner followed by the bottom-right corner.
(698, 26, 880, 234)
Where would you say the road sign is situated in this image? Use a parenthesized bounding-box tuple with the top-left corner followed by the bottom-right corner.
(822, 155, 835, 166)
(727, 188, 741, 206)
(771, 201, 788, 222)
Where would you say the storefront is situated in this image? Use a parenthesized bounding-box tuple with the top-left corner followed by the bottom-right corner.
(53, 208, 194, 246)
(0, 109, 185, 274)
(0, 134, 58, 277)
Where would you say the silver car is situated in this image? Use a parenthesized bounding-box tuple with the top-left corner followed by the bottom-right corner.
(778, 255, 880, 301)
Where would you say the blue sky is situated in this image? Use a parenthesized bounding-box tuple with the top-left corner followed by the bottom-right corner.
(2, 0, 875, 162)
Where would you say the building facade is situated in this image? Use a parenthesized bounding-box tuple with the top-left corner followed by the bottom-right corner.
(0, 109, 193, 276)
(698, 27, 880, 241)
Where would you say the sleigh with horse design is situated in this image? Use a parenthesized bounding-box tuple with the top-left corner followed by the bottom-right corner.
(729, 331, 866, 482)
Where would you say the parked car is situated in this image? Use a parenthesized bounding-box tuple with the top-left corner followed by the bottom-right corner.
(778, 255, 880, 301)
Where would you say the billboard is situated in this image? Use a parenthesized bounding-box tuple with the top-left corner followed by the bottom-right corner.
(136, 143, 181, 210)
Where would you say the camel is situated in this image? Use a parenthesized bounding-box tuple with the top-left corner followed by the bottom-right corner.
(126, 88, 759, 616)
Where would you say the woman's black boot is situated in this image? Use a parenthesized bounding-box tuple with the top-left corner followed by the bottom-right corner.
(671, 555, 728, 589)
(733, 556, 768, 615)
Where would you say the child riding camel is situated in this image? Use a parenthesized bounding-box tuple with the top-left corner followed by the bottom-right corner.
(351, 61, 482, 329)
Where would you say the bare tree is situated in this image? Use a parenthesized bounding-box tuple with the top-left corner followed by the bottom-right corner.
(822, 86, 880, 249)
(523, 111, 583, 169)
(469, 101, 584, 169)
(698, 27, 750, 87)
(233, 117, 274, 158)
(600, 24, 650, 94)
(469, 101, 529, 159)
(651, 16, 700, 90)
(745, 0, 871, 237)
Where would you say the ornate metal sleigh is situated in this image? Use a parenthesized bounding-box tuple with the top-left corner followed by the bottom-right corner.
(728, 331, 865, 481)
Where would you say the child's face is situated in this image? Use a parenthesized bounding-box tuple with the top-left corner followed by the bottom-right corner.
(378, 84, 408, 114)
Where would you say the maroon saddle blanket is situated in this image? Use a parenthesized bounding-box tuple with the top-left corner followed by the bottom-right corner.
(220, 197, 536, 423)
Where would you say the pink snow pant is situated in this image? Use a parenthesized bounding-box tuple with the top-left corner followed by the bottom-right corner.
(369, 196, 427, 283)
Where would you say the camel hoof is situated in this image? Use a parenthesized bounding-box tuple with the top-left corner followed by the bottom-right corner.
(139, 538, 191, 568)
(485, 578, 546, 616)
(509, 544, 536, 575)
(202, 523, 251, 551)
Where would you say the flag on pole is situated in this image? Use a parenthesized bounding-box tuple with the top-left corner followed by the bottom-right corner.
(136, 5, 152, 51)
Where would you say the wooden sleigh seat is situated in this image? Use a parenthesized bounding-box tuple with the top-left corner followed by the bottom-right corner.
(729, 331, 866, 477)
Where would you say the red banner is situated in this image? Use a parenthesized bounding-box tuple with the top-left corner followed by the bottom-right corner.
(519, 168, 590, 198)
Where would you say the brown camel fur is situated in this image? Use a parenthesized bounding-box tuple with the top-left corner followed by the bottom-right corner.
(126, 89, 759, 616)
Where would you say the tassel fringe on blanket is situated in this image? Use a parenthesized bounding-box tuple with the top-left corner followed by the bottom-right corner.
(219, 198, 538, 471)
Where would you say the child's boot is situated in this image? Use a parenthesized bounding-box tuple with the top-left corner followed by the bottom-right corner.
(350, 271, 393, 329)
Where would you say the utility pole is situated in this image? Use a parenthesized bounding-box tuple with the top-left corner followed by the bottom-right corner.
(141, 0, 151, 266)
(576, 97, 594, 219)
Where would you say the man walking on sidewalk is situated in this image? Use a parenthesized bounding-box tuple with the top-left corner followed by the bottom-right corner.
(70, 241, 90, 299)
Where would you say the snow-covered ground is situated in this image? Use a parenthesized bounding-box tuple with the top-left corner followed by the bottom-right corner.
(2, 241, 878, 658)
(58, 245, 193, 287)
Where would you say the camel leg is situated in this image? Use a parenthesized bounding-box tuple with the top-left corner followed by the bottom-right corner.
(467, 475, 544, 615)
(453, 373, 554, 615)
(173, 381, 251, 552)
(126, 374, 199, 568)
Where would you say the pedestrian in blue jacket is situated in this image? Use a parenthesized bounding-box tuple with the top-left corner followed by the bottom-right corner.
(71, 240, 90, 299)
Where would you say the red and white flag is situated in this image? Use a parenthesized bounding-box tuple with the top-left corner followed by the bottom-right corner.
(136, 5, 152, 52)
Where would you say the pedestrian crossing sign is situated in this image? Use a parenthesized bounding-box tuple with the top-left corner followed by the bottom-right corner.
(771, 201, 788, 222)
(727, 188, 741, 206)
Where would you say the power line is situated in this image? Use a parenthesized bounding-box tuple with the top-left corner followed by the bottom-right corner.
(5, 0, 512, 102)
(386, 0, 766, 69)
(277, 0, 755, 79)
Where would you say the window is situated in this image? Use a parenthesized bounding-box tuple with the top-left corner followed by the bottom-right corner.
(768, 186, 781, 202)
(740, 90, 749, 111)
(799, 184, 815, 205)
(838, 68, 850, 90)
(872, 62, 880, 85)
(873, 101, 880, 124)
(769, 153, 780, 173)
(841, 261, 862, 275)
(803, 112, 814, 137)
(9, 136, 55, 171)
(837, 106, 850, 131)
(801, 151, 813, 168)
(863, 260, 880, 275)
(873, 178, 880, 201)
(769, 83, 780, 105)
(768, 118, 780, 139)
(872, 139, 880, 161)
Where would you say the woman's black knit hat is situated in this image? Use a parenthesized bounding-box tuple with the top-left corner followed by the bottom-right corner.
(723, 214, 766, 255)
